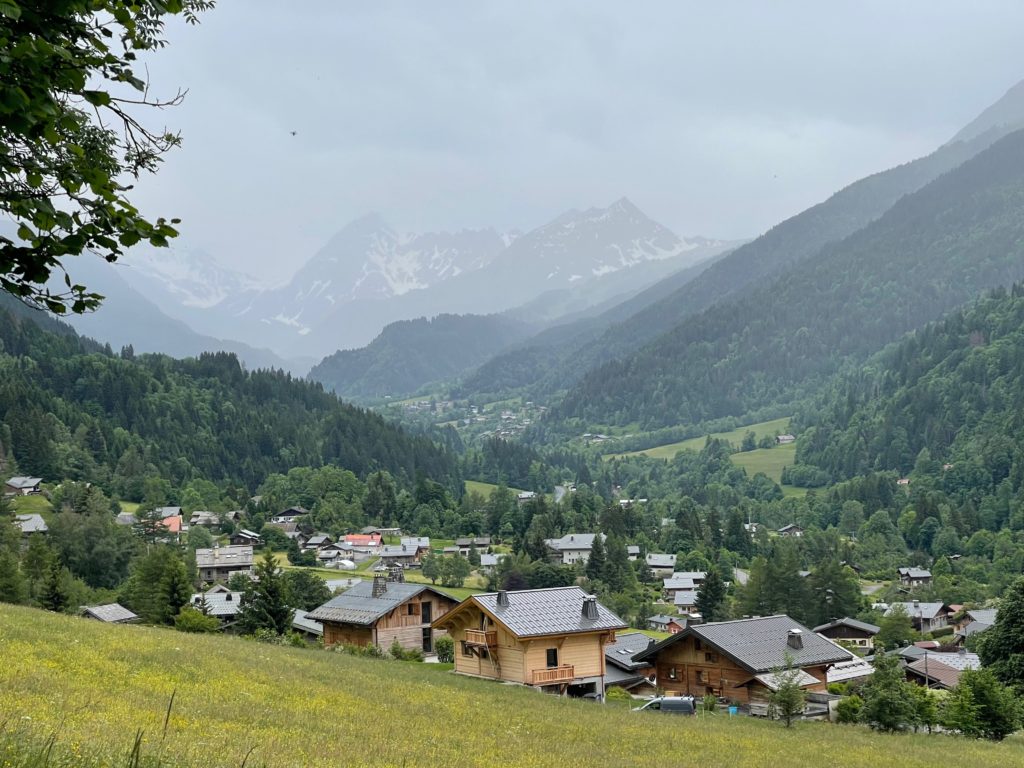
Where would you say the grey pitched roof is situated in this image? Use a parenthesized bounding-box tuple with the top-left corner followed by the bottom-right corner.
(812, 617, 880, 635)
(14, 514, 47, 534)
(673, 590, 699, 607)
(885, 602, 947, 620)
(190, 590, 244, 618)
(466, 587, 627, 638)
(544, 533, 603, 551)
(5, 476, 41, 489)
(635, 615, 853, 672)
(826, 658, 875, 684)
(754, 669, 820, 691)
(308, 580, 452, 625)
(195, 545, 253, 569)
(647, 614, 678, 627)
(291, 609, 324, 637)
(605, 631, 655, 671)
(961, 621, 993, 638)
(898, 567, 932, 579)
(82, 603, 139, 623)
(646, 553, 677, 568)
(966, 608, 998, 625)
(664, 577, 696, 590)
(400, 537, 430, 549)
(381, 544, 418, 557)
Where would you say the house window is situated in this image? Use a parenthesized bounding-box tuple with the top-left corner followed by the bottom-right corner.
(705, 653, 719, 663)
(667, 666, 679, 681)
(694, 640, 702, 651)
(696, 670, 708, 684)
(546, 648, 559, 668)
(408, 604, 416, 616)
(461, 641, 473, 658)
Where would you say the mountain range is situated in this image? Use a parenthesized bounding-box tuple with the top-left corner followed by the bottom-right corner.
(100, 199, 733, 364)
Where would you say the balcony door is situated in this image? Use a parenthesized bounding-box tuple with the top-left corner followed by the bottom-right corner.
(546, 648, 559, 668)
(421, 601, 432, 624)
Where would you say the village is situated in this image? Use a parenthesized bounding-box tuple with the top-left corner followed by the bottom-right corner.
(3, 474, 1007, 729)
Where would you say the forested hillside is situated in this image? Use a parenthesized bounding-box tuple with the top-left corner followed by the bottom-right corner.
(0, 297, 462, 496)
(794, 285, 1024, 508)
(550, 128, 1024, 433)
(309, 313, 535, 399)
(453, 90, 1024, 404)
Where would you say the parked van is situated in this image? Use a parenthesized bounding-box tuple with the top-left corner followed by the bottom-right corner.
(632, 696, 696, 715)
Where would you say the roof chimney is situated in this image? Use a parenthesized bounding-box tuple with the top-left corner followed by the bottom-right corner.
(372, 574, 387, 597)
(388, 564, 404, 583)
(496, 590, 509, 608)
(582, 595, 599, 621)
(787, 629, 803, 650)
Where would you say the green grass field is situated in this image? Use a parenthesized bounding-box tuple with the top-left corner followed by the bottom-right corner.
(0, 604, 1019, 768)
(464, 479, 529, 497)
(603, 418, 804, 495)
(606, 417, 792, 460)
(10, 494, 54, 519)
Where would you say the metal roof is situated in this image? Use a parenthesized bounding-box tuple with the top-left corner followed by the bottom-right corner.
(966, 608, 998, 625)
(5, 476, 41, 489)
(885, 602, 947, 620)
(381, 544, 418, 557)
(14, 514, 47, 534)
(754, 669, 820, 691)
(82, 603, 139, 623)
(635, 615, 853, 672)
(826, 658, 875, 684)
(898, 567, 932, 579)
(646, 553, 677, 568)
(544, 533, 603, 551)
(461, 587, 627, 638)
(195, 545, 253, 569)
(905, 658, 965, 689)
(190, 590, 244, 618)
(812, 617, 880, 635)
(605, 631, 656, 671)
(308, 580, 452, 625)
(673, 591, 698, 607)
(292, 609, 324, 637)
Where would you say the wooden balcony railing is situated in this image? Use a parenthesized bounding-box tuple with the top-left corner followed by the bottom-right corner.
(531, 665, 575, 685)
(464, 629, 498, 647)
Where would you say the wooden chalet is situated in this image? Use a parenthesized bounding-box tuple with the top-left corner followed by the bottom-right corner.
(812, 617, 880, 651)
(81, 603, 140, 624)
(604, 631, 657, 695)
(633, 615, 853, 707)
(308, 573, 457, 654)
(3, 476, 42, 496)
(432, 586, 627, 699)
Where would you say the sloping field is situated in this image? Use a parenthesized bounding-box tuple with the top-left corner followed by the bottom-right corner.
(606, 417, 791, 460)
(0, 605, 1020, 767)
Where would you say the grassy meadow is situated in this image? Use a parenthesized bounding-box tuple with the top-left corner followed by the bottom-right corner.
(464, 479, 529, 497)
(604, 417, 804, 496)
(1, 605, 1021, 768)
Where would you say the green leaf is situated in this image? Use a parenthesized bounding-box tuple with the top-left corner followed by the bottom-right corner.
(82, 90, 111, 107)
(0, 1, 21, 21)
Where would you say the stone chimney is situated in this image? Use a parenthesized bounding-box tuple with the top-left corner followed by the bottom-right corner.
(372, 574, 388, 597)
(496, 590, 509, 608)
(582, 595, 599, 620)
(787, 628, 803, 650)
(388, 564, 405, 583)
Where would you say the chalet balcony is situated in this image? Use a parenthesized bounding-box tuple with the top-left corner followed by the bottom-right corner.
(464, 629, 498, 647)
(531, 665, 575, 686)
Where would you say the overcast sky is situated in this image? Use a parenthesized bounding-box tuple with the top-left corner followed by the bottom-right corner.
(130, 1, 1024, 283)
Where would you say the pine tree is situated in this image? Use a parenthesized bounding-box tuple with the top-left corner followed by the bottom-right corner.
(39, 561, 69, 613)
(739, 556, 773, 617)
(860, 648, 917, 731)
(237, 549, 293, 636)
(768, 654, 806, 727)
(602, 535, 635, 593)
(695, 566, 728, 622)
(806, 559, 862, 627)
(0, 550, 28, 604)
(585, 534, 606, 582)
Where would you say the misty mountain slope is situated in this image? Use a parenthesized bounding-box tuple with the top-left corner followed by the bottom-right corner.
(117, 244, 266, 316)
(455, 248, 733, 398)
(186, 218, 509, 355)
(294, 198, 729, 356)
(307, 314, 537, 399)
(549, 127, 1024, 433)
(455, 78, 1024, 405)
(948, 78, 1024, 145)
(48, 257, 302, 372)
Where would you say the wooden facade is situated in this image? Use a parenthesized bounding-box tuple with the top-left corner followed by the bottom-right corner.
(440, 603, 613, 689)
(651, 635, 829, 705)
(320, 590, 456, 654)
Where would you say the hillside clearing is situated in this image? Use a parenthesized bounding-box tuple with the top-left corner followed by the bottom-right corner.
(605, 417, 792, 460)
(1, 605, 1020, 768)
